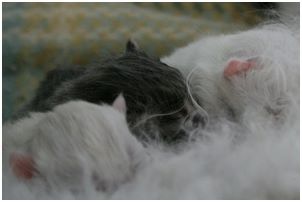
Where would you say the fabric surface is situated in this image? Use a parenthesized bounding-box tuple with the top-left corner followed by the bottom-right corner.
(3, 2, 265, 121)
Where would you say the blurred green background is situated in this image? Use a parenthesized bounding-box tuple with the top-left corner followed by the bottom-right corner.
(3, 2, 273, 121)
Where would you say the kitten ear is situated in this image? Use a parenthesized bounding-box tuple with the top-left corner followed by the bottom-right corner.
(223, 59, 256, 78)
(125, 39, 139, 53)
(10, 153, 36, 179)
(112, 93, 127, 114)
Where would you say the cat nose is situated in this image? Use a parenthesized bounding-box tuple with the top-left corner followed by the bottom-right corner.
(192, 112, 206, 128)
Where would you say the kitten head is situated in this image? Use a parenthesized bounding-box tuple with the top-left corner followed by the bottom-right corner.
(66, 39, 206, 143)
(123, 40, 207, 142)
(3, 94, 146, 193)
(164, 25, 299, 123)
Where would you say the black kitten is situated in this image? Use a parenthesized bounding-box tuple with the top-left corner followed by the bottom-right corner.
(14, 40, 204, 143)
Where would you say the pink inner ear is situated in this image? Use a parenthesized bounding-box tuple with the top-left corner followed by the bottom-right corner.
(10, 153, 36, 179)
(224, 59, 256, 78)
(112, 93, 127, 113)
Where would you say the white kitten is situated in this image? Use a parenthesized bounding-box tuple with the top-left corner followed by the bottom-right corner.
(3, 95, 147, 199)
(162, 24, 299, 125)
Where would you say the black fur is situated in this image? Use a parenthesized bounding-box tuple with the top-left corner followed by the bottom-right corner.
(12, 66, 85, 120)
(14, 40, 203, 143)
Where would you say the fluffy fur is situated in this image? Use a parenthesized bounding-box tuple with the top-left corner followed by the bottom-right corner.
(162, 23, 299, 127)
(3, 23, 299, 199)
(3, 98, 147, 199)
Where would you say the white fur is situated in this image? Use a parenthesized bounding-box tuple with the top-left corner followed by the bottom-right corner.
(159, 23, 299, 199)
(162, 24, 299, 125)
(112, 117, 299, 199)
(3, 101, 147, 199)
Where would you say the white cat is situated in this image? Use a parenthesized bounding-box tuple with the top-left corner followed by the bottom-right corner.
(3, 95, 147, 199)
(162, 24, 299, 126)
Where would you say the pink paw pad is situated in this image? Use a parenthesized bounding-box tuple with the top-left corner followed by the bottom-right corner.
(223, 59, 256, 78)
